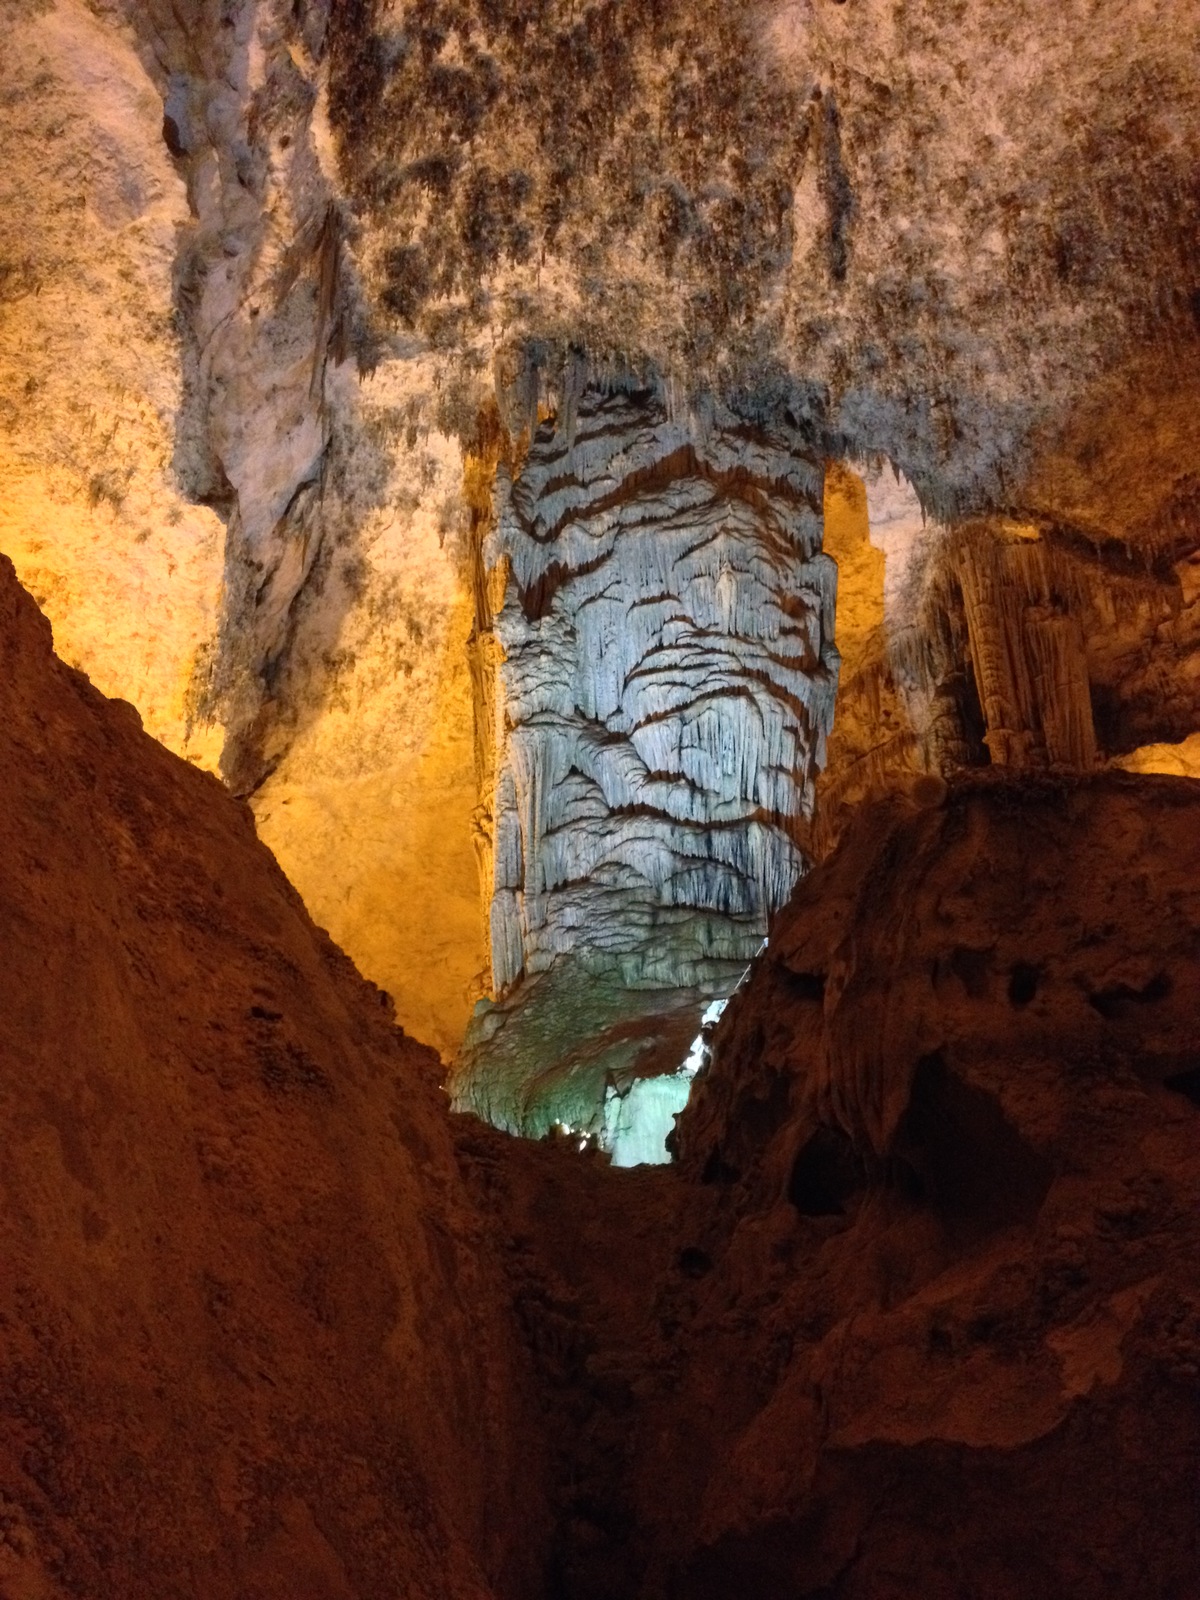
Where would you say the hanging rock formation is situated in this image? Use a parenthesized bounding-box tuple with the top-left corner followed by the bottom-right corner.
(808, 466, 1200, 861)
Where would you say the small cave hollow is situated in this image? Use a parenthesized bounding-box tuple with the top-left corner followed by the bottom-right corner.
(787, 1125, 867, 1216)
(1008, 961, 1040, 1007)
(1088, 972, 1172, 1020)
(893, 1051, 1054, 1237)
(1162, 1065, 1200, 1108)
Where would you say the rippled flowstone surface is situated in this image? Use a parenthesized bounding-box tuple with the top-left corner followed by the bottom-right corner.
(454, 386, 838, 1140)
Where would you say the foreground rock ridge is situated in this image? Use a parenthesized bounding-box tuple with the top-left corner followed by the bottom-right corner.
(462, 773, 1200, 1599)
(0, 556, 544, 1600)
(4, 557, 1199, 1597)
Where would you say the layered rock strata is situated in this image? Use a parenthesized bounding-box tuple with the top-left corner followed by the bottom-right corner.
(454, 387, 837, 1135)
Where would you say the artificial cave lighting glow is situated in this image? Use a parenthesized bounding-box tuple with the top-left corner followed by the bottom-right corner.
(602, 994, 733, 1169)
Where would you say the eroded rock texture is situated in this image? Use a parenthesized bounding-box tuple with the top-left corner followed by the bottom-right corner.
(453, 387, 836, 1134)
(331, 0, 1200, 518)
(809, 468, 1200, 859)
(0, 556, 544, 1600)
(5, 0, 1200, 1064)
(480, 389, 835, 993)
(6, 0, 491, 1053)
(460, 772, 1200, 1599)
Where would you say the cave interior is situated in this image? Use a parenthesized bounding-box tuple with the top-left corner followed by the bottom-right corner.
(1, 0, 1200, 1595)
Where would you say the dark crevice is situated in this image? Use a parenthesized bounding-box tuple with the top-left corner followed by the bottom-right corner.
(1008, 962, 1040, 1007)
(1163, 1066, 1200, 1107)
(1089, 972, 1172, 1020)
(788, 1125, 865, 1215)
(893, 1051, 1053, 1237)
(778, 968, 826, 1002)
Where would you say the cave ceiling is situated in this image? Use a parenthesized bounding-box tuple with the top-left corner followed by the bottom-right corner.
(325, 0, 1200, 520)
(2, 0, 1200, 1078)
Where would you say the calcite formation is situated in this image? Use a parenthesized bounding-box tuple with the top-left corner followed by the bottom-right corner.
(477, 387, 837, 994)
(809, 468, 1200, 860)
(453, 386, 837, 1137)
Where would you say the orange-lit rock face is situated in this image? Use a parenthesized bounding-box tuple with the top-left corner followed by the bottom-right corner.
(0, 0, 491, 1054)
(0, 0, 224, 764)
(3, 0, 1200, 1071)
(247, 381, 489, 1058)
(811, 462, 922, 852)
(456, 773, 1200, 1599)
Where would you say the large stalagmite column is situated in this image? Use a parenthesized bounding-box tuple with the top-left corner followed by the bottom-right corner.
(454, 383, 839, 1138)
(479, 387, 838, 994)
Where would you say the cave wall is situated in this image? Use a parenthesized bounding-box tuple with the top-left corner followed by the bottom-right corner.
(0, 0, 489, 1055)
(0, 0, 225, 763)
(4, 0, 1200, 1065)
(459, 772, 1200, 1598)
(0, 551, 546, 1600)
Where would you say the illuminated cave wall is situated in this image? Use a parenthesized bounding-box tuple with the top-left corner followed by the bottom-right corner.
(3, 0, 1200, 1075)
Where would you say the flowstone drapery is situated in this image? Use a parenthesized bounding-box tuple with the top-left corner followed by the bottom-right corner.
(454, 386, 839, 1140)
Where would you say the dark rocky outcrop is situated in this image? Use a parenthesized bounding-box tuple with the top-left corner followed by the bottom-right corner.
(0, 555, 545, 1600)
(3, 547, 1200, 1597)
(459, 771, 1200, 1598)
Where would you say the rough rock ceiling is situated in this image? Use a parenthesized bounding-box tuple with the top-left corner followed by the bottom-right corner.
(330, 0, 1200, 513)
(2, 0, 1200, 1069)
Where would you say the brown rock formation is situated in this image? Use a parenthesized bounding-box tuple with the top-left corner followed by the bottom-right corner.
(0, 555, 543, 1600)
(459, 771, 1200, 1598)
(3, 550, 1199, 1597)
